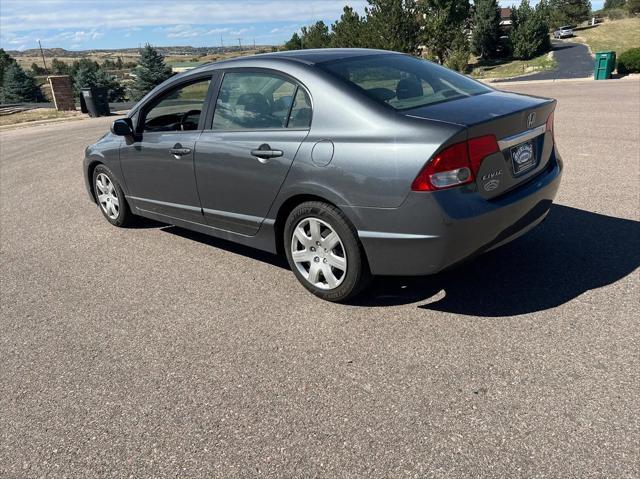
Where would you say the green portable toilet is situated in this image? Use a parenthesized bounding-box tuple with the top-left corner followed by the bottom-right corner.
(594, 51, 616, 80)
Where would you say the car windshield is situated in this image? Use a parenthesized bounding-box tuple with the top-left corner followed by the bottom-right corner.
(318, 53, 491, 111)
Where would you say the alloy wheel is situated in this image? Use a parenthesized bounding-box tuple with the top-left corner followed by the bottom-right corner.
(95, 173, 120, 220)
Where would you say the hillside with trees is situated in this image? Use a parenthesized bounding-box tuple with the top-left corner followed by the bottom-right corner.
(284, 0, 565, 72)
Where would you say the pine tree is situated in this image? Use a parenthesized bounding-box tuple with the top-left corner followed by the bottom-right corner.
(51, 58, 70, 75)
(472, 0, 502, 59)
(511, 0, 552, 60)
(419, 0, 471, 64)
(284, 32, 302, 50)
(2, 63, 41, 103)
(72, 59, 125, 102)
(365, 0, 421, 54)
(548, 0, 592, 28)
(331, 6, 368, 48)
(0, 48, 17, 84)
(299, 21, 331, 49)
(128, 44, 173, 101)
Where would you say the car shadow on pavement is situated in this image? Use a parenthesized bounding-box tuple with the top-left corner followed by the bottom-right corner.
(160, 226, 289, 269)
(353, 205, 640, 316)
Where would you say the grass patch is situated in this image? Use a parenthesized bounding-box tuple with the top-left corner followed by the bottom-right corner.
(0, 108, 81, 127)
(469, 53, 557, 79)
(574, 18, 640, 54)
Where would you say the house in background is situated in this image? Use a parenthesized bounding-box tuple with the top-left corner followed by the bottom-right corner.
(500, 7, 513, 31)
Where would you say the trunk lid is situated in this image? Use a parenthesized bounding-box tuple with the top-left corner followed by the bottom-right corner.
(406, 90, 556, 199)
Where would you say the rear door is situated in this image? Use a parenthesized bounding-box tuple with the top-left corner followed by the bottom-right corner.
(194, 70, 312, 235)
(120, 75, 214, 222)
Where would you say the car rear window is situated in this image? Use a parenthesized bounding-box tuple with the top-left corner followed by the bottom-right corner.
(318, 53, 491, 110)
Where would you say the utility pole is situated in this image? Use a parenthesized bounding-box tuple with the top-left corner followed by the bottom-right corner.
(220, 34, 224, 49)
(253, 37, 256, 50)
(238, 38, 242, 50)
(38, 40, 49, 74)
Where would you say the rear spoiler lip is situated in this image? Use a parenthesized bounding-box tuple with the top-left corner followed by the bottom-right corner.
(402, 94, 556, 129)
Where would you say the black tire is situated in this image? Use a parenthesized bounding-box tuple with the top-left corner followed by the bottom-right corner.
(92, 164, 134, 227)
(284, 201, 371, 302)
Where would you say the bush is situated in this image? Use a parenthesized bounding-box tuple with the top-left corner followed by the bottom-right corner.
(605, 7, 628, 19)
(617, 48, 640, 74)
(444, 30, 471, 72)
(628, 0, 640, 14)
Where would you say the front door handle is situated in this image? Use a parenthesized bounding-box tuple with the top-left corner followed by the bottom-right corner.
(170, 144, 192, 159)
(251, 143, 283, 162)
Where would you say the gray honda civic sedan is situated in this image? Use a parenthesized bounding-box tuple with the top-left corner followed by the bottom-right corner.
(84, 49, 562, 301)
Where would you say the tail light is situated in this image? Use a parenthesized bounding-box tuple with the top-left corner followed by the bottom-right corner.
(546, 112, 554, 139)
(411, 135, 499, 191)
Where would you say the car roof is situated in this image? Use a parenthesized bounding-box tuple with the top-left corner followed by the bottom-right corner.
(198, 48, 399, 69)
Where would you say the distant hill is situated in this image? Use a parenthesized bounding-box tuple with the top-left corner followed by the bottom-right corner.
(7, 45, 271, 57)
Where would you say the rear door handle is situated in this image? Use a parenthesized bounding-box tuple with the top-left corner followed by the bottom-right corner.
(251, 144, 283, 162)
(170, 146, 192, 158)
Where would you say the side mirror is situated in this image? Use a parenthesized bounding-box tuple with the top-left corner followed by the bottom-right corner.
(111, 118, 134, 136)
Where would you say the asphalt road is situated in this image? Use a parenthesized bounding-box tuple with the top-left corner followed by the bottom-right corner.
(498, 40, 595, 83)
(1, 79, 639, 478)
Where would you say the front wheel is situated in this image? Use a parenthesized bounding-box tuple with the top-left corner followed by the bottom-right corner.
(284, 201, 371, 302)
(92, 164, 134, 227)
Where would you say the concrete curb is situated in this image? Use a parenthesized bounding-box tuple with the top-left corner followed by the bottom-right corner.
(0, 112, 126, 132)
(485, 75, 640, 86)
(0, 115, 87, 132)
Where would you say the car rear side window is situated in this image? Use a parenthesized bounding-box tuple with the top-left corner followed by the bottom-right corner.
(143, 79, 211, 132)
(287, 88, 312, 128)
(318, 54, 490, 110)
(213, 72, 307, 130)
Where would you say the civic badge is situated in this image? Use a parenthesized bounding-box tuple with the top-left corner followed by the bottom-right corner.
(527, 112, 536, 129)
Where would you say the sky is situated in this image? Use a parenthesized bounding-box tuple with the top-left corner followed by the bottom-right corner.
(0, 0, 605, 52)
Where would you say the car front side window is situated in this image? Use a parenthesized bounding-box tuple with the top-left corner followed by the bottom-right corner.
(143, 78, 212, 133)
(212, 72, 308, 130)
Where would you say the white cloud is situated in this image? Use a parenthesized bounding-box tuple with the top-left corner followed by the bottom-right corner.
(0, 0, 368, 33)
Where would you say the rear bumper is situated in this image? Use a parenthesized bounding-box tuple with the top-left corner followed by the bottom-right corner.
(347, 152, 563, 276)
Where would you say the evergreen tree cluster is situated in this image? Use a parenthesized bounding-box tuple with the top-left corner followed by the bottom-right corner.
(283, 0, 605, 68)
(510, 1, 553, 60)
(284, 0, 471, 70)
(1, 49, 41, 103)
(70, 58, 126, 102)
(548, 0, 592, 28)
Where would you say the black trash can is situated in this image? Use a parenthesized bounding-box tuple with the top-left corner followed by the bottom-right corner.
(80, 87, 110, 117)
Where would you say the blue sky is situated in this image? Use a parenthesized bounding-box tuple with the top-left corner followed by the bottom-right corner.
(0, 0, 604, 52)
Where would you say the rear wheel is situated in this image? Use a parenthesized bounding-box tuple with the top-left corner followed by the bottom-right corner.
(92, 165, 134, 227)
(284, 201, 370, 302)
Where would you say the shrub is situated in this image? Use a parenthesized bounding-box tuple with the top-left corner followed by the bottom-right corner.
(617, 48, 640, 74)
(628, 0, 640, 14)
(605, 7, 629, 19)
(446, 32, 471, 72)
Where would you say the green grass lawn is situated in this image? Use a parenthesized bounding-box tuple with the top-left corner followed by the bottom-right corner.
(469, 53, 557, 80)
(574, 17, 640, 54)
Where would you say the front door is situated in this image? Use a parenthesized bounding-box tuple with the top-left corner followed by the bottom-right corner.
(120, 76, 214, 222)
(194, 71, 312, 235)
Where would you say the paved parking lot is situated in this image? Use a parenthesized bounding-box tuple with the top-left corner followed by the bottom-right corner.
(1, 79, 638, 478)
